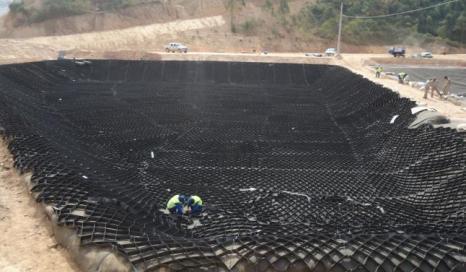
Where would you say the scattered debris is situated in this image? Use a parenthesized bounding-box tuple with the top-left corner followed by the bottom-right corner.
(411, 106, 436, 115)
(281, 191, 311, 203)
(240, 188, 257, 192)
(377, 206, 386, 214)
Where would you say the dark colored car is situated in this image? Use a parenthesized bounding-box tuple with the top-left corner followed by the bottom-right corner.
(389, 47, 406, 58)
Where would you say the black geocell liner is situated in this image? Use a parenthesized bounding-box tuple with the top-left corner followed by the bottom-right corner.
(0, 60, 465, 271)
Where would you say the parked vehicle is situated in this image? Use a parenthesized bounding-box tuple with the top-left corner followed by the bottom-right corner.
(325, 48, 337, 56)
(389, 47, 406, 58)
(305, 53, 323, 57)
(165, 42, 188, 53)
(412, 51, 434, 59)
(420, 51, 433, 58)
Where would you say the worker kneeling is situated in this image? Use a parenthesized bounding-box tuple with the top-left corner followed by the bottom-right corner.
(187, 195, 203, 216)
(166, 194, 187, 215)
(166, 194, 203, 216)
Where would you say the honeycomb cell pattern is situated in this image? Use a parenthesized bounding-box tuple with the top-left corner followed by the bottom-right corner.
(0, 60, 465, 271)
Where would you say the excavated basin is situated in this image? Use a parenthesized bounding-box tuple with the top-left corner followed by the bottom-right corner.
(0, 60, 465, 271)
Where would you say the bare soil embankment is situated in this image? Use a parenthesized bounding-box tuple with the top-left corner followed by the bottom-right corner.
(1, 0, 405, 53)
(0, 139, 79, 272)
(0, 0, 227, 38)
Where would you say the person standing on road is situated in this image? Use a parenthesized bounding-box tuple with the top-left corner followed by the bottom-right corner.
(442, 76, 451, 97)
(375, 66, 383, 78)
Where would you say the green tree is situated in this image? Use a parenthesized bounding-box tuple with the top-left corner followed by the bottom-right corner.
(9, 1, 26, 13)
(452, 13, 466, 44)
(293, 0, 466, 45)
(29, 0, 92, 22)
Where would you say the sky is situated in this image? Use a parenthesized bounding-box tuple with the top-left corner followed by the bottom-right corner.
(0, 0, 13, 16)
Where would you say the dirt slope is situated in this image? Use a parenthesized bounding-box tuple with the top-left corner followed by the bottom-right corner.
(1, 0, 227, 38)
(1, 0, 226, 35)
(2, 0, 465, 53)
(0, 0, 340, 52)
(0, 139, 79, 272)
(24, 15, 227, 51)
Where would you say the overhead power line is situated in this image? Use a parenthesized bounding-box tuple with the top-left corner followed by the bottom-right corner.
(343, 0, 463, 19)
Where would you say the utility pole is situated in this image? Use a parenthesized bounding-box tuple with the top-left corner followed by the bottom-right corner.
(336, 1, 343, 57)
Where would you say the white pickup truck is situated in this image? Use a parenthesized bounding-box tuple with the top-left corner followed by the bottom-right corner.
(325, 48, 337, 56)
(165, 42, 188, 53)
